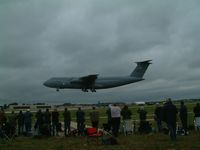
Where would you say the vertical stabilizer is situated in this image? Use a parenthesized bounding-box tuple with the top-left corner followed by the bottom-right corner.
(130, 60, 152, 78)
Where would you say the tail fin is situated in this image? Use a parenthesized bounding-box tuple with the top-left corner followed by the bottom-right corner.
(130, 60, 152, 78)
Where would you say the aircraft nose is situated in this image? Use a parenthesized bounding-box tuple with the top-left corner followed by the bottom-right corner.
(43, 80, 50, 87)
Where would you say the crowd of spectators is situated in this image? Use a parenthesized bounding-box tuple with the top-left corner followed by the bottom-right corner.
(1, 99, 200, 141)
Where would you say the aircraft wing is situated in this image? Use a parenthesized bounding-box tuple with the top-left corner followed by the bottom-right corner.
(80, 74, 98, 84)
(70, 74, 98, 92)
(70, 74, 98, 85)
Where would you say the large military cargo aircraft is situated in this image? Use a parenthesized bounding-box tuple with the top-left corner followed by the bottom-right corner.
(43, 60, 152, 92)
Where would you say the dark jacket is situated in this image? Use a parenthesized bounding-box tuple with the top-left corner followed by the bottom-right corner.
(138, 109, 147, 121)
(106, 108, 111, 121)
(0, 111, 7, 125)
(179, 105, 187, 120)
(63, 111, 71, 123)
(154, 106, 162, 121)
(76, 110, 85, 123)
(52, 111, 59, 123)
(90, 110, 99, 122)
(18, 112, 24, 126)
(44, 111, 51, 124)
(162, 102, 177, 125)
(193, 105, 200, 117)
(24, 111, 32, 124)
(36, 111, 43, 125)
(8, 113, 17, 127)
(121, 108, 132, 120)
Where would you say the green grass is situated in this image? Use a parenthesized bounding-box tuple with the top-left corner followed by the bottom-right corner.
(1, 131, 200, 150)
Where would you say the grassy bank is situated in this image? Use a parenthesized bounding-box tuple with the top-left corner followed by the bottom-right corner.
(1, 131, 200, 150)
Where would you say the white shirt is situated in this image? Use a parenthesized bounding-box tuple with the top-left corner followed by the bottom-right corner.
(109, 104, 121, 118)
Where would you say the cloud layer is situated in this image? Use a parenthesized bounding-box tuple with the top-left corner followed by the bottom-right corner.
(0, 0, 200, 104)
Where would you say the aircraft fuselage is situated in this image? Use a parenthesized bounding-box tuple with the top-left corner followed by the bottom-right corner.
(44, 76, 143, 90)
(43, 60, 151, 92)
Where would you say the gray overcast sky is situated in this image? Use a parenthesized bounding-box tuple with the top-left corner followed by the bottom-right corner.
(0, 0, 200, 105)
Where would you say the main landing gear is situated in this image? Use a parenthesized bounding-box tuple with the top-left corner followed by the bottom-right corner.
(81, 88, 96, 92)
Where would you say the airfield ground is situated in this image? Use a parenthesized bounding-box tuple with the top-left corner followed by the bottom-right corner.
(1, 101, 200, 150)
(0, 131, 200, 150)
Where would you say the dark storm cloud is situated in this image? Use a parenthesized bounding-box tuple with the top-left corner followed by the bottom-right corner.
(0, 0, 200, 105)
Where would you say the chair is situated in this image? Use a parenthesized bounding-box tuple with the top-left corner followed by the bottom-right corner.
(176, 122, 185, 135)
(0, 124, 10, 141)
(138, 121, 152, 134)
(102, 123, 111, 132)
(122, 120, 134, 135)
(86, 128, 103, 144)
(194, 117, 200, 130)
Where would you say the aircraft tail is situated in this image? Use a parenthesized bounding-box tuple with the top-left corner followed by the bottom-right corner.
(130, 60, 152, 78)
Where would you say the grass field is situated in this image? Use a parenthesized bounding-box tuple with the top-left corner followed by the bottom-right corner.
(1, 101, 200, 150)
(1, 131, 200, 150)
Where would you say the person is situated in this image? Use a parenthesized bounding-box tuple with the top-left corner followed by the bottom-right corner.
(106, 106, 112, 132)
(89, 107, 99, 129)
(193, 103, 200, 130)
(35, 109, 43, 135)
(0, 109, 3, 127)
(44, 108, 51, 125)
(121, 105, 132, 120)
(179, 101, 188, 135)
(162, 98, 178, 141)
(137, 106, 147, 121)
(63, 108, 71, 136)
(8, 111, 17, 137)
(43, 108, 51, 135)
(76, 107, 85, 135)
(24, 109, 32, 135)
(52, 109, 59, 136)
(121, 105, 133, 135)
(154, 103, 162, 132)
(137, 106, 150, 133)
(17, 110, 24, 135)
(0, 108, 7, 127)
(109, 104, 121, 137)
